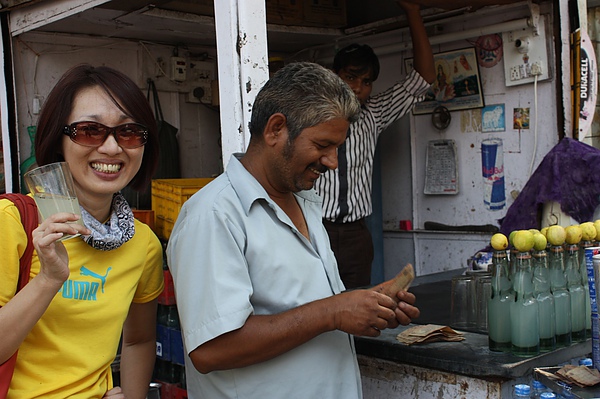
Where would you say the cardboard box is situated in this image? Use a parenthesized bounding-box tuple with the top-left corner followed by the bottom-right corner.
(303, 0, 347, 28)
(162, 0, 214, 16)
(266, 0, 304, 26)
(266, 0, 347, 28)
(162, 0, 346, 28)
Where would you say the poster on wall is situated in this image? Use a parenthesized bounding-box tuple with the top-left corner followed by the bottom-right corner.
(406, 47, 485, 115)
(481, 104, 506, 133)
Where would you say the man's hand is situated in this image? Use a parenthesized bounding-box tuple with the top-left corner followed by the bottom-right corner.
(330, 289, 420, 337)
(389, 290, 420, 329)
(371, 264, 414, 300)
(331, 290, 398, 336)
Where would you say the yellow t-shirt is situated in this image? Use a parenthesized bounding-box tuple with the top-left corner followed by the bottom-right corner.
(0, 199, 164, 399)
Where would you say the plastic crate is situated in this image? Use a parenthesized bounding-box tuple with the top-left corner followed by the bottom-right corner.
(173, 386, 188, 399)
(158, 269, 176, 305)
(158, 381, 181, 399)
(151, 178, 214, 240)
(132, 209, 155, 231)
(170, 328, 185, 366)
(156, 325, 171, 361)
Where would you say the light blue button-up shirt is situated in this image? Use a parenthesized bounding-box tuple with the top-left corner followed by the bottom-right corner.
(167, 155, 362, 399)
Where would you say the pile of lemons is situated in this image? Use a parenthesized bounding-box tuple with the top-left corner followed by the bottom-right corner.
(490, 220, 600, 252)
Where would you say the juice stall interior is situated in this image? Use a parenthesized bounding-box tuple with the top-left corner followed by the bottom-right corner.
(4, 0, 591, 282)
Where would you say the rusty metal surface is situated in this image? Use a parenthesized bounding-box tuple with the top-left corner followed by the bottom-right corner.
(359, 355, 504, 399)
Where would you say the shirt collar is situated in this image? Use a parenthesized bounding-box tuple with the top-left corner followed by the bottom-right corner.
(226, 153, 323, 216)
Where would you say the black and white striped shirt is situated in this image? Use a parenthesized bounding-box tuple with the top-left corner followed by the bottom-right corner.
(314, 69, 430, 223)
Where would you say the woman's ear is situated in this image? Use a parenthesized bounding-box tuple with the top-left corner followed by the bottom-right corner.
(263, 113, 288, 147)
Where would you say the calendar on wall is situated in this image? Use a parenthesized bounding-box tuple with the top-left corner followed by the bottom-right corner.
(424, 139, 458, 195)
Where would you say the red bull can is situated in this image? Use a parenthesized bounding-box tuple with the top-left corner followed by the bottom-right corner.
(481, 138, 505, 211)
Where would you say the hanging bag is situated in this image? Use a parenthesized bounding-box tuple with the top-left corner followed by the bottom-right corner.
(122, 79, 181, 209)
(148, 78, 181, 181)
(0, 194, 37, 398)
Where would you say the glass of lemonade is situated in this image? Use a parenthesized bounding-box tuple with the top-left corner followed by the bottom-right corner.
(24, 162, 84, 241)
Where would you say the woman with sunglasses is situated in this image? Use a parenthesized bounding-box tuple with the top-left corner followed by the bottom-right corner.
(0, 64, 164, 399)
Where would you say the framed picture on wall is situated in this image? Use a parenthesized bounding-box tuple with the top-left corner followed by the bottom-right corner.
(405, 47, 485, 115)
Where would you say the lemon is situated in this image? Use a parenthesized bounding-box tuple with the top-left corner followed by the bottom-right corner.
(529, 228, 541, 235)
(565, 225, 583, 245)
(546, 225, 566, 246)
(594, 220, 600, 241)
(513, 230, 535, 252)
(508, 230, 518, 246)
(580, 222, 596, 241)
(540, 226, 549, 238)
(490, 233, 508, 250)
(532, 232, 547, 251)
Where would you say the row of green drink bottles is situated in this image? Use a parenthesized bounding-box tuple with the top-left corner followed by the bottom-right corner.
(488, 241, 595, 357)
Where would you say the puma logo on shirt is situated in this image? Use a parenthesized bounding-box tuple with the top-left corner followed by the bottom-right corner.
(58, 266, 112, 301)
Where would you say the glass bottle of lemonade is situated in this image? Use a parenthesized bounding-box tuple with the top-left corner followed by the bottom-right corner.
(565, 243, 586, 342)
(510, 250, 540, 356)
(549, 245, 572, 347)
(488, 248, 513, 352)
(532, 248, 555, 352)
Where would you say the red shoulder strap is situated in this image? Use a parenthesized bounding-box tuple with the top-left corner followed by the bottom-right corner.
(1, 194, 38, 291)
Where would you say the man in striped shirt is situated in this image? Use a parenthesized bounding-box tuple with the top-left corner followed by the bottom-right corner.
(314, 1, 435, 289)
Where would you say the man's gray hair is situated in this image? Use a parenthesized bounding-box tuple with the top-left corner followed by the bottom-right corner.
(249, 62, 360, 141)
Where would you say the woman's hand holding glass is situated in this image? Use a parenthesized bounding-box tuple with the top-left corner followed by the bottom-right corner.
(32, 211, 90, 286)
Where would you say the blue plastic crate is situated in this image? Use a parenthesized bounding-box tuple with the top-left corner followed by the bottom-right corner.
(170, 328, 185, 366)
(156, 324, 171, 360)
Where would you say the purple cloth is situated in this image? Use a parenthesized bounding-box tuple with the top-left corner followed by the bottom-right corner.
(499, 137, 600, 235)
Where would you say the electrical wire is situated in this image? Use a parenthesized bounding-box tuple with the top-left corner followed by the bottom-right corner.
(139, 41, 188, 86)
(528, 73, 539, 178)
(138, 40, 222, 107)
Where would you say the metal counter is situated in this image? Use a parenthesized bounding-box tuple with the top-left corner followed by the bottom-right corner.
(354, 279, 593, 398)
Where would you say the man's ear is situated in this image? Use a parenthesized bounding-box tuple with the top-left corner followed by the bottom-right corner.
(263, 113, 287, 147)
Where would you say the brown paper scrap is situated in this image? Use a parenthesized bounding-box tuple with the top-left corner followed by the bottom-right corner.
(396, 324, 465, 345)
(559, 365, 600, 388)
(540, 365, 600, 388)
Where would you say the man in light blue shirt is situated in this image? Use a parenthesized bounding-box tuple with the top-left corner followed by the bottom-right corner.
(167, 62, 420, 399)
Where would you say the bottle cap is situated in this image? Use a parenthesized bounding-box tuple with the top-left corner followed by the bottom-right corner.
(579, 357, 593, 366)
(533, 380, 546, 389)
(515, 384, 531, 395)
(540, 393, 556, 399)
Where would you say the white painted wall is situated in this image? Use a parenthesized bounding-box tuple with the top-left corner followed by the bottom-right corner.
(335, 5, 560, 280)
(11, 32, 223, 183)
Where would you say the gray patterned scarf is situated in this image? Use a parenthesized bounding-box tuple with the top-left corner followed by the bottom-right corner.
(80, 192, 135, 251)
